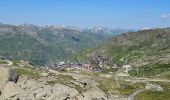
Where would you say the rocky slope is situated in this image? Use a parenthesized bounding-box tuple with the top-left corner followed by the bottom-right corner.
(0, 61, 106, 100)
(0, 59, 143, 100)
(1, 59, 170, 100)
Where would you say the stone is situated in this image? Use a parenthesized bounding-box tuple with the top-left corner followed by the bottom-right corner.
(40, 72, 49, 77)
(82, 90, 107, 100)
(2, 82, 24, 99)
(17, 76, 27, 86)
(24, 79, 38, 88)
(145, 83, 163, 92)
(0, 67, 9, 90)
(52, 83, 79, 99)
(48, 69, 60, 75)
(0, 67, 19, 91)
(46, 94, 56, 100)
(35, 91, 47, 99)
(9, 68, 19, 83)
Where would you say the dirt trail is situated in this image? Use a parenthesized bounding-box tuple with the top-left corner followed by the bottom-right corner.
(115, 67, 170, 100)
(0, 60, 13, 66)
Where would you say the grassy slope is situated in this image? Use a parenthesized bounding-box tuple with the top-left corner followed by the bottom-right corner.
(75, 28, 170, 67)
(129, 63, 170, 78)
(135, 82, 170, 100)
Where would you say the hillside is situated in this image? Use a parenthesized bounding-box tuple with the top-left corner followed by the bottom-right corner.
(71, 28, 170, 100)
(1, 57, 170, 100)
(75, 28, 170, 67)
(1, 28, 170, 100)
(0, 23, 129, 66)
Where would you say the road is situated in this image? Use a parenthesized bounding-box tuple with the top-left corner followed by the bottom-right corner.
(115, 67, 170, 100)
(128, 89, 145, 100)
(0, 60, 13, 66)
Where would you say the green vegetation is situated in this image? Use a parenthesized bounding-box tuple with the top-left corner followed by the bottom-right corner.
(97, 77, 145, 96)
(46, 80, 57, 85)
(0, 24, 114, 66)
(99, 68, 118, 74)
(135, 82, 170, 100)
(158, 71, 170, 79)
(117, 85, 136, 95)
(68, 82, 85, 93)
(117, 82, 145, 96)
(0, 60, 8, 64)
(12, 60, 20, 66)
(129, 63, 170, 77)
(47, 74, 74, 85)
(97, 78, 117, 95)
(76, 28, 170, 67)
(73, 45, 101, 63)
(15, 67, 41, 79)
(47, 74, 84, 93)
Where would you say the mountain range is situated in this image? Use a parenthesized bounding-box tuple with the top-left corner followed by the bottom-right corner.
(0, 23, 170, 100)
(0, 23, 131, 65)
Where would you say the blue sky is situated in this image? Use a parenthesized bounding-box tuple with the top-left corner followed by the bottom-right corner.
(0, 0, 170, 29)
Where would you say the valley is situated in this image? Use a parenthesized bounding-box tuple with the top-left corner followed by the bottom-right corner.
(0, 25, 170, 100)
(0, 0, 169, 100)
(0, 23, 130, 66)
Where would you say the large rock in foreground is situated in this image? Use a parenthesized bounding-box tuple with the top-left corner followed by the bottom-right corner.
(0, 66, 19, 99)
(2, 82, 24, 99)
(0, 66, 19, 89)
(0, 67, 9, 90)
(52, 83, 79, 100)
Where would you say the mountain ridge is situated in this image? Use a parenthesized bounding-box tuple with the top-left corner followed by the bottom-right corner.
(0, 23, 131, 65)
(74, 27, 170, 67)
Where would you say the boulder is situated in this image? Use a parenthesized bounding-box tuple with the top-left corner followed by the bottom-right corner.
(48, 69, 60, 75)
(40, 72, 49, 77)
(9, 68, 19, 83)
(24, 79, 38, 88)
(52, 83, 79, 99)
(46, 94, 56, 100)
(0, 67, 9, 90)
(17, 75, 27, 86)
(0, 66, 19, 90)
(35, 91, 47, 99)
(145, 83, 163, 92)
(2, 82, 24, 99)
(82, 90, 107, 100)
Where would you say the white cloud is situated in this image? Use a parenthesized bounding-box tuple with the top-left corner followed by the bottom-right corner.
(161, 13, 170, 19)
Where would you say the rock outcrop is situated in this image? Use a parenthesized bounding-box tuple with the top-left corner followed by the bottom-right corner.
(0, 66, 19, 89)
(0, 66, 19, 99)
(0, 67, 9, 90)
(0, 64, 110, 100)
(3, 82, 24, 99)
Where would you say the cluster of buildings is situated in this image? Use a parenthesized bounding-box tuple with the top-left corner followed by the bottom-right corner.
(46, 61, 90, 71)
(14, 55, 117, 72)
(91, 55, 115, 68)
(46, 55, 117, 72)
